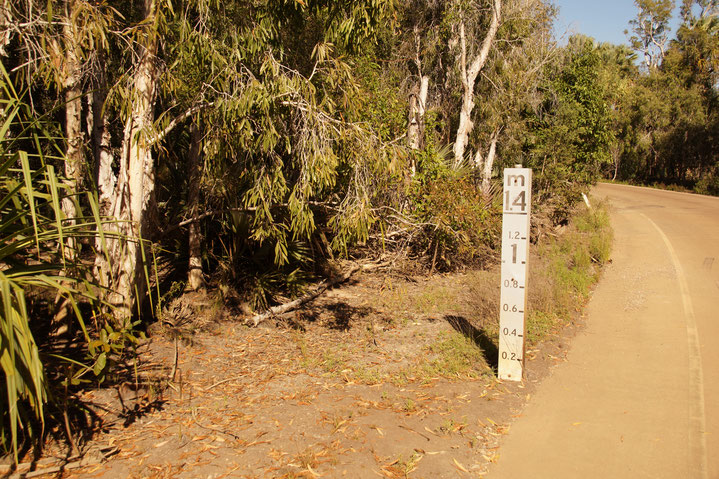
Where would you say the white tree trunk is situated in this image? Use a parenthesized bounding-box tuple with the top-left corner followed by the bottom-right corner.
(103, 0, 159, 323)
(481, 130, 499, 194)
(94, 90, 116, 216)
(408, 75, 429, 177)
(91, 58, 118, 288)
(408, 76, 429, 153)
(88, 49, 116, 217)
(472, 129, 499, 194)
(186, 122, 206, 292)
(452, 0, 502, 168)
(408, 26, 431, 176)
(408, 26, 430, 153)
(611, 143, 621, 181)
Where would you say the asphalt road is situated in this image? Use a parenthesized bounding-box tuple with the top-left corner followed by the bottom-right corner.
(487, 183, 719, 478)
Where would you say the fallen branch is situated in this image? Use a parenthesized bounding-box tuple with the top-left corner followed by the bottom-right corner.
(246, 261, 386, 327)
(1, 447, 117, 478)
(205, 375, 244, 391)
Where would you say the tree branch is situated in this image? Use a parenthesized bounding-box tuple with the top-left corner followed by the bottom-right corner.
(160, 201, 340, 236)
(245, 261, 392, 327)
(466, 0, 502, 83)
(459, 20, 468, 89)
(149, 102, 213, 146)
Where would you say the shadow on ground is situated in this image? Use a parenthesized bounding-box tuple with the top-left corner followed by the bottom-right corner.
(298, 301, 378, 331)
(445, 315, 498, 371)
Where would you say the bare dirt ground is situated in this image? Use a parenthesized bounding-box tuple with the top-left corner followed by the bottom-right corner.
(26, 268, 583, 479)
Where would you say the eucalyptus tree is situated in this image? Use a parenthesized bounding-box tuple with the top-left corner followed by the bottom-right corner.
(627, 0, 676, 70)
(400, 0, 447, 154)
(451, 0, 502, 168)
(142, 0, 398, 304)
(468, 0, 555, 191)
(0, 0, 397, 321)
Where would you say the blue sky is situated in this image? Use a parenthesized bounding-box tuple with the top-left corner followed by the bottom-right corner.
(552, 0, 682, 46)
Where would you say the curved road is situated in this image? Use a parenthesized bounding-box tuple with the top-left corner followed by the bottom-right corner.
(487, 183, 719, 478)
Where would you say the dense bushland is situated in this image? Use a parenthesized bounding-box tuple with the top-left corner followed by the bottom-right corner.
(0, 0, 715, 458)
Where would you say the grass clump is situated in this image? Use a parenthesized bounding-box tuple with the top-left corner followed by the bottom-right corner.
(422, 331, 488, 378)
(526, 200, 613, 342)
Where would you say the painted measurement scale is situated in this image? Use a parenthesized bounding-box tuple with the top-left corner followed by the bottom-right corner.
(498, 167, 532, 381)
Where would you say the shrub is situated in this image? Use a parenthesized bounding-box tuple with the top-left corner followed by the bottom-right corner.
(695, 167, 719, 197)
(409, 148, 501, 270)
(0, 66, 136, 460)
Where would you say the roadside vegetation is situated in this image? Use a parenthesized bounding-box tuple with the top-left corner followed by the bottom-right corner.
(0, 0, 711, 466)
(604, 0, 719, 193)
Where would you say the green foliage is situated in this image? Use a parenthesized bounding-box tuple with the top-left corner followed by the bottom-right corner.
(695, 164, 719, 195)
(526, 36, 613, 220)
(410, 148, 500, 270)
(524, 201, 613, 343)
(612, 1, 718, 191)
(158, 0, 401, 269)
(351, 57, 407, 142)
(542, 202, 612, 304)
(0, 72, 66, 459)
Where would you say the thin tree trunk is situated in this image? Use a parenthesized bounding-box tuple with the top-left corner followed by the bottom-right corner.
(408, 27, 430, 159)
(611, 143, 620, 181)
(481, 129, 499, 194)
(91, 51, 118, 291)
(186, 121, 205, 292)
(408, 76, 429, 150)
(53, 1, 86, 332)
(0, 0, 10, 58)
(472, 129, 499, 194)
(92, 53, 116, 217)
(452, 0, 501, 168)
(62, 0, 83, 257)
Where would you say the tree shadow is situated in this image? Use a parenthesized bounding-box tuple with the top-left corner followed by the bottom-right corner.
(444, 315, 498, 371)
(324, 302, 374, 331)
(294, 301, 376, 331)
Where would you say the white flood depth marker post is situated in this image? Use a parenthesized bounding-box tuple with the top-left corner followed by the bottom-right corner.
(498, 166, 532, 381)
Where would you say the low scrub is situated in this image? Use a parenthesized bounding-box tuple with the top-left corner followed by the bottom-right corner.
(525, 200, 613, 341)
(342, 200, 614, 379)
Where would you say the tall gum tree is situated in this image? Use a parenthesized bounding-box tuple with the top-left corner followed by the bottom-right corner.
(403, 1, 447, 154)
(186, 120, 205, 292)
(470, 0, 555, 190)
(452, 0, 501, 168)
(98, 0, 164, 323)
(627, 0, 675, 70)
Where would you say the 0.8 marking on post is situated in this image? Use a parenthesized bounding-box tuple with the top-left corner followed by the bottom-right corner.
(498, 168, 532, 381)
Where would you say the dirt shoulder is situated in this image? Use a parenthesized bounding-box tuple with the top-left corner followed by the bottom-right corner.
(56, 268, 586, 479)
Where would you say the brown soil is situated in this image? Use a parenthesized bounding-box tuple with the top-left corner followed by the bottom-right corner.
(24, 268, 583, 479)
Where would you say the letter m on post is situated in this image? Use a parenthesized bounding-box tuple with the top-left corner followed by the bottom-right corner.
(507, 174, 525, 186)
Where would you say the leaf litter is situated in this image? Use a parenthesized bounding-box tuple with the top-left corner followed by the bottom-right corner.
(65, 270, 587, 478)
